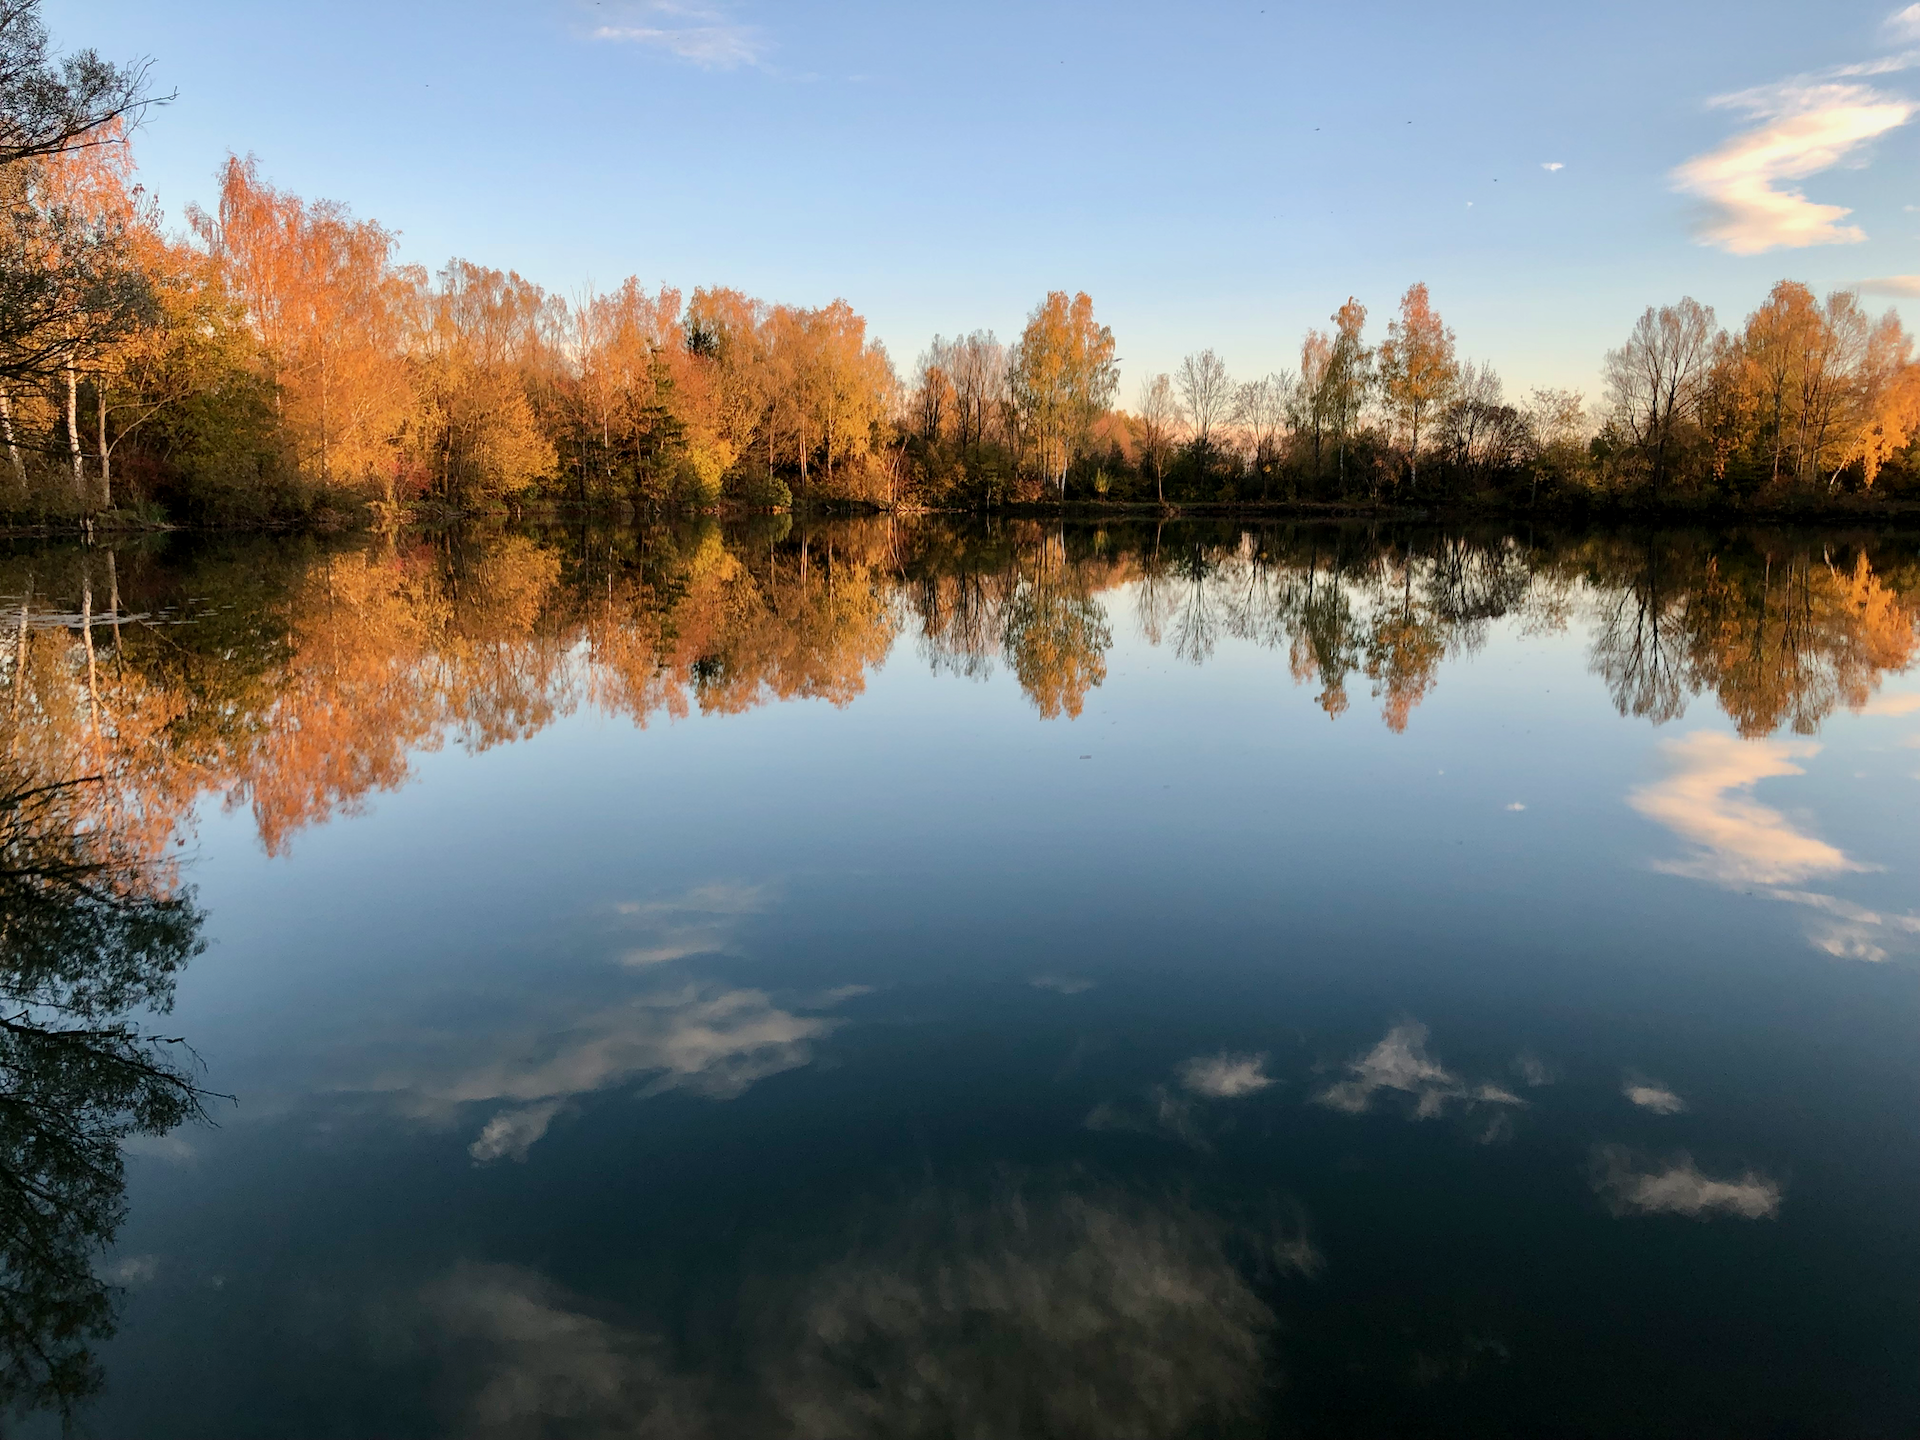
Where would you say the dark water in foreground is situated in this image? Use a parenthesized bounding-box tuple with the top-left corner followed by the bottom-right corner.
(4, 519, 1917, 1438)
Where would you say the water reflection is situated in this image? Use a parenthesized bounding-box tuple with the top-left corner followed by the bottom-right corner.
(2, 523, 1913, 861)
(1631, 730, 1920, 962)
(0, 769, 207, 1417)
(410, 1175, 1311, 1440)
(0, 521, 1915, 1433)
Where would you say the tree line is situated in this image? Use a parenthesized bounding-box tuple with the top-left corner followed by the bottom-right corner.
(2, 1, 1919, 525)
(907, 281, 1920, 511)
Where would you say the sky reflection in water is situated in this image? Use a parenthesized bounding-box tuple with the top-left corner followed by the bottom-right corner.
(8, 520, 1917, 1438)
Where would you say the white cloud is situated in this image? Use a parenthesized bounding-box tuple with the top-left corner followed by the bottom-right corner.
(468, 1099, 566, 1163)
(1858, 275, 1920, 297)
(1088, 1051, 1277, 1147)
(1086, 1086, 1205, 1148)
(1859, 691, 1920, 714)
(1886, 4, 1920, 42)
(105, 1254, 160, 1288)
(611, 880, 769, 966)
(1762, 892, 1913, 963)
(1630, 732, 1860, 885)
(1630, 736, 1919, 960)
(1672, 82, 1915, 254)
(363, 983, 838, 1163)
(1591, 1146, 1782, 1219)
(1314, 1022, 1521, 1119)
(590, 1, 765, 68)
(1505, 802, 1527, 811)
(1177, 1052, 1274, 1099)
(1810, 925, 1890, 962)
(1031, 975, 1095, 995)
(813, 983, 874, 1004)
(121, 1132, 197, 1164)
(1622, 1078, 1687, 1114)
(1541, 162, 1564, 171)
(1513, 1052, 1556, 1087)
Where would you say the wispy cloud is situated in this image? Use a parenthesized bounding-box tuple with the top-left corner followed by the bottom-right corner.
(1314, 1022, 1521, 1120)
(1031, 974, 1095, 995)
(1591, 1146, 1782, 1219)
(468, 1099, 567, 1163)
(455, 983, 838, 1160)
(1085, 1085, 1206, 1149)
(1672, 81, 1914, 254)
(347, 980, 840, 1163)
(1763, 886, 1920, 962)
(1088, 1050, 1279, 1147)
(1177, 1052, 1274, 1099)
(1513, 1052, 1556, 1087)
(589, 1, 766, 69)
(1859, 691, 1920, 713)
(1630, 732, 1859, 885)
(1541, 161, 1564, 172)
(610, 880, 770, 966)
(1631, 734, 1920, 961)
(1887, 3, 1920, 43)
(105, 1254, 160, 1288)
(1622, 1077, 1687, 1114)
(418, 1183, 1302, 1438)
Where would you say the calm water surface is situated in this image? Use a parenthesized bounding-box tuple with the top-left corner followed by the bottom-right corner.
(6, 520, 1918, 1438)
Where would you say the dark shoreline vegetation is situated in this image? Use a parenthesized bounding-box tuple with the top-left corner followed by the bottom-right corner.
(0, 10, 1916, 536)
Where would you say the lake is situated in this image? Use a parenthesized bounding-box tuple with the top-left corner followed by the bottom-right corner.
(4, 518, 1916, 1438)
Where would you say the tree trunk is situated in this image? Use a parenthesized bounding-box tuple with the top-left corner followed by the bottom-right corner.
(96, 383, 110, 510)
(107, 549, 123, 653)
(66, 359, 85, 502)
(10, 579, 28, 736)
(81, 569, 98, 734)
(0, 390, 23, 488)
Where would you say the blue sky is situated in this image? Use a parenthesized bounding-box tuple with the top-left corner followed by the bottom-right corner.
(57, 0, 1920, 399)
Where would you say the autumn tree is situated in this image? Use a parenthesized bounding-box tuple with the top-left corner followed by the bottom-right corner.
(1293, 329, 1332, 476)
(1322, 298, 1372, 489)
(403, 260, 554, 507)
(1008, 291, 1117, 498)
(0, 1, 159, 504)
(1723, 281, 1915, 493)
(1375, 282, 1457, 492)
(0, 123, 154, 508)
(192, 156, 413, 498)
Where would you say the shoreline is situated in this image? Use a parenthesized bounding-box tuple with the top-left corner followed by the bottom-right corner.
(8, 491, 1920, 540)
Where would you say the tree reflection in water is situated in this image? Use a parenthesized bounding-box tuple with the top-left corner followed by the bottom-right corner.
(0, 772, 207, 1419)
(0, 523, 1914, 863)
(0, 520, 1914, 1420)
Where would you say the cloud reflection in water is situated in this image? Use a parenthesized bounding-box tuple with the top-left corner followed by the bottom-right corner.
(416, 1180, 1315, 1440)
(1591, 1147, 1783, 1220)
(1314, 1022, 1522, 1121)
(1630, 732, 1915, 962)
